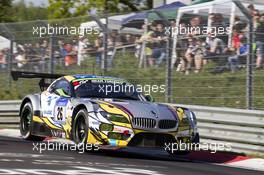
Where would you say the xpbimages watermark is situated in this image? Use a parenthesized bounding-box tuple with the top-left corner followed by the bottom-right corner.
(32, 141, 99, 154)
(164, 141, 232, 153)
(98, 82, 166, 95)
(164, 26, 231, 37)
(32, 24, 100, 37)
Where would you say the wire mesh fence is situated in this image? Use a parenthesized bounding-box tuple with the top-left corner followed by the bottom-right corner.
(0, 1, 264, 110)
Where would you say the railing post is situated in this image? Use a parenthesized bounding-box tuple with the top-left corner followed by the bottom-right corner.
(49, 35, 55, 74)
(232, 0, 253, 109)
(8, 39, 13, 87)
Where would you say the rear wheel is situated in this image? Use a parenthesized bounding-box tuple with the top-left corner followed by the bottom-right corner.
(20, 102, 45, 141)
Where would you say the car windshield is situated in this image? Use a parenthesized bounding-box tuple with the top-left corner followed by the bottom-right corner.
(74, 81, 143, 101)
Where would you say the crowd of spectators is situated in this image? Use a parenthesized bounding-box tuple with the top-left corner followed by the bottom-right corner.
(0, 30, 137, 71)
(0, 4, 263, 74)
(172, 3, 264, 74)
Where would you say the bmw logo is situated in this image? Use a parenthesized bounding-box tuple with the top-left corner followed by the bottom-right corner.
(151, 110, 158, 118)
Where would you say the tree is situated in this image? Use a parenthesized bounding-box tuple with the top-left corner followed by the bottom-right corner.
(48, 0, 152, 19)
(11, 0, 48, 21)
(0, 0, 13, 22)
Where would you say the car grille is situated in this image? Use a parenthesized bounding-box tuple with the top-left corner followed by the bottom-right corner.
(132, 118, 156, 128)
(128, 133, 176, 147)
(158, 120, 177, 129)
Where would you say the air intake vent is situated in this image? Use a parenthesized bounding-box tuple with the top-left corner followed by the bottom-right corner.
(158, 120, 177, 129)
(132, 118, 156, 128)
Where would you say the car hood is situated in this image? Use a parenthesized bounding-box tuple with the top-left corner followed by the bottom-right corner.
(99, 99, 178, 120)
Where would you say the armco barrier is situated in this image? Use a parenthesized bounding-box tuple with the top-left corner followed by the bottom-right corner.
(0, 100, 263, 155)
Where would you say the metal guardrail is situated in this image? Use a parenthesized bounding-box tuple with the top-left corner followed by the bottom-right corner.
(168, 104, 264, 155)
(0, 100, 21, 129)
(0, 100, 263, 155)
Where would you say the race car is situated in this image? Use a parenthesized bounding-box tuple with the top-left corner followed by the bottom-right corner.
(12, 71, 199, 155)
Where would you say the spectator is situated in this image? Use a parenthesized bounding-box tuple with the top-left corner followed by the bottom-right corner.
(151, 23, 167, 67)
(0, 51, 6, 69)
(189, 16, 203, 36)
(183, 36, 196, 75)
(194, 37, 206, 73)
(252, 9, 261, 29)
(233, 16, 247, 33)
(64, 43, 77, 67)
(40, 40, 48, 58)
(210, 13, 228, 45)
(256, 14, 264, 69)
(228, 36, 249, 73)
(185, 15, 208, 74)
(110, 30, 122, 47)
(77, 36, 89, 66)
(247, 4, 255, 16)
(227, 48, 239, 73)
(122, 34, 134, 45)
(135, 24, 154, 67)
(94, 33, 104, 65)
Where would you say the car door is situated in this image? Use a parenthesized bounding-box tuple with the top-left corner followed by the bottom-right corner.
(41, 78, 72, 124)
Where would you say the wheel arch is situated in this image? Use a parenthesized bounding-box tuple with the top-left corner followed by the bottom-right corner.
(20, 94, 41, 117)
(71, 104, 88, 126)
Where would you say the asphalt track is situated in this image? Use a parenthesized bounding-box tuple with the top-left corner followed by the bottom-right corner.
(0, 136, 262, 175)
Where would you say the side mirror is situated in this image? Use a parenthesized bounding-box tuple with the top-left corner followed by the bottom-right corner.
(55, 88, 70, 97)
(145, 94, 155, 102)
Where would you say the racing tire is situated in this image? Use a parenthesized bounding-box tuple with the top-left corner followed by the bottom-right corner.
(192, 133, 200, 144)
(72, 109, 89, 144)
(20, 102, 45, 141)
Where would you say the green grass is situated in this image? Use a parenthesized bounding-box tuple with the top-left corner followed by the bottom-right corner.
(1, 52, 264, 110)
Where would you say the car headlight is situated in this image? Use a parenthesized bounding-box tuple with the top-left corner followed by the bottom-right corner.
(99, 111, 130, 124)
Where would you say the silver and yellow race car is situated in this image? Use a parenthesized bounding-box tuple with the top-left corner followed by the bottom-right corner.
(12, 71, 199, 155)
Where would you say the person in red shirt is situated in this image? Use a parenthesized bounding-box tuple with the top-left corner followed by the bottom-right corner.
(64, 43, 77, 67)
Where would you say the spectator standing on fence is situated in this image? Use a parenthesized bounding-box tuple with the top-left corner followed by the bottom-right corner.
(255, 14, 264, 69)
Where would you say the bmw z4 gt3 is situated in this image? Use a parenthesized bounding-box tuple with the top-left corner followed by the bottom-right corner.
(12, 71, 199, 155)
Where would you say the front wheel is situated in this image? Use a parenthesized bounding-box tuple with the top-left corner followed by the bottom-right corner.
(20, 102, 45, 141)
(167, 133, 200, 156)
(72, 109, 89, 144)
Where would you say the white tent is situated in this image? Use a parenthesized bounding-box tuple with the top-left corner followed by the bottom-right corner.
(0, 36, 10, 50)
(80, 13, 142, 35)
(172, 0, 264, 61)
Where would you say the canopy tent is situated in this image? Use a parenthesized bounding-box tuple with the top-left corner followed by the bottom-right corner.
(191, 0, 213, 5)
(121, 1, 186, 28)
(80, 13, 142, 35)
(171, 0, 264, 62)
(0, 36, 10, 50)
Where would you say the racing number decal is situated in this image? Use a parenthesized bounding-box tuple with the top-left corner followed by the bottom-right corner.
(54, 98, 68, 121)
(56, 107, 63, 120)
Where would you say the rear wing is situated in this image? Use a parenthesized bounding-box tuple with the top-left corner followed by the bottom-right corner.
(11, 71, 64, 91)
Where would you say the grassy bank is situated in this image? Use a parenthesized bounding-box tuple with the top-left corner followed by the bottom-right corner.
(1, 52, 263, 110)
